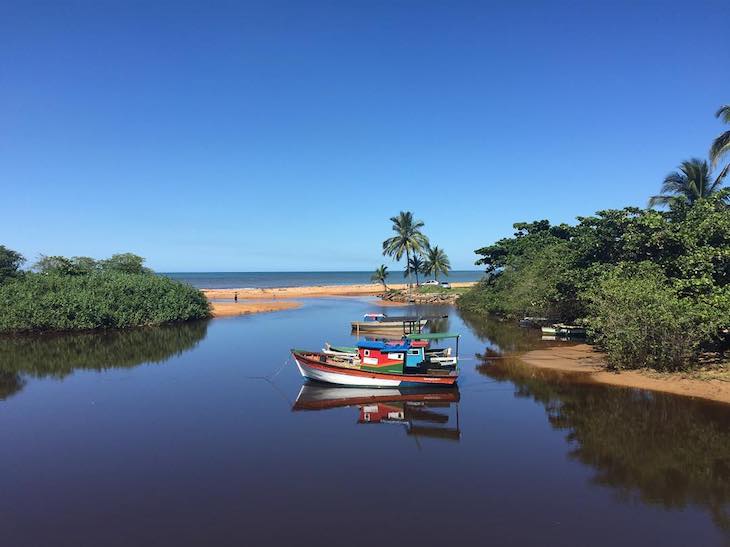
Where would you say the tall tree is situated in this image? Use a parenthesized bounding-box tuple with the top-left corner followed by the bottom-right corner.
(382, 211, 429, 288)
(710, 105, 730, 168)
(423, 245, 451, 281)
(0, 245, 24, 283)
(648, 158, 728, 208)
(371, 264, 389, 291)
(405, 254, 425, 286)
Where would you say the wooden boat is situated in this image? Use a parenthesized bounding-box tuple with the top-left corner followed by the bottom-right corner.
(350, 313, 444, 334)
(541, 323, 586, 337)
(292, 332, 460, 387)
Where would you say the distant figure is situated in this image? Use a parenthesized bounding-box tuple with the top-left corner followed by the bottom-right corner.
(234, 292, 238, 303)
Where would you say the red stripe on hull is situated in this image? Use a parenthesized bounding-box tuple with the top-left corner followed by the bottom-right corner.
(292, 352, 458, 385)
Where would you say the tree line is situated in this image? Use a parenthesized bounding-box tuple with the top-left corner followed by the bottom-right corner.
(459, 104, 730, 371)
(0, 247, 210, 332)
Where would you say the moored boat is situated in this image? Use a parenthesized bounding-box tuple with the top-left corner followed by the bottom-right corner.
(350, 313, 445, 334)
(292, 332, 460, 387)
(541, 323, 586, 337)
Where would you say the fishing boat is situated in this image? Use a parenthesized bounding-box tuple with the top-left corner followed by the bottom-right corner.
(291, 332, 460, 387)
(541, 323, 586, 337)
(350, 313, 445, 334)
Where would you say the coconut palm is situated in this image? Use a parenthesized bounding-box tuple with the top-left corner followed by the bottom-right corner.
(404, 254, 425, 286)
(710, 105, 730, 168)
(423, 245, 451, 281)
(371, 264, 389, 291)
(648, 158, 729, 208)
(382, 211, 429, 288)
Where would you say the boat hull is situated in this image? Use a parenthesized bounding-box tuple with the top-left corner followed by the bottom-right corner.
(292, 351, 457, 387)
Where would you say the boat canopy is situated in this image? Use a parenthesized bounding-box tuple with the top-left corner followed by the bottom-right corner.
(406, 332, 460, 340)
(375, 315, 447, 323)
(357, 340, 411, 351)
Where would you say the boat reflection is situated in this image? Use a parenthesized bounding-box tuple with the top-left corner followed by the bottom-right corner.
(293, 383, 461, 442)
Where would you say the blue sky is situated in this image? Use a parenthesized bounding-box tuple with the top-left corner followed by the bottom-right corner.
(2, 1, 729, 272)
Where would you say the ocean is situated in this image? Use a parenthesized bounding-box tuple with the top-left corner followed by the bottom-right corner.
(161, 270, 484, 289)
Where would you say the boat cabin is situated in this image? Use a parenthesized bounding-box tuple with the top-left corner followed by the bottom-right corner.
(357, 333, 459, 374)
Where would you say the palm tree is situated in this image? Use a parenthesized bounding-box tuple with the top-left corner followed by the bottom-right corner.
(371, 264, 389, 291)
(423, 245, 451, 281)
(710, 105, 730, 168)
(382, 211, 429, 288)
(405, 254, 425, 286)
(648, 158, 728, 208)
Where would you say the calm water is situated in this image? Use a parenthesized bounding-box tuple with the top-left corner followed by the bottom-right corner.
(1, 299, 729, 546)
(161, 270, 484, 288)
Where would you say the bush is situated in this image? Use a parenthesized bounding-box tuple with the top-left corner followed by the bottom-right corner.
(585, 263, 711, 371)
(0, 271, 210, 333)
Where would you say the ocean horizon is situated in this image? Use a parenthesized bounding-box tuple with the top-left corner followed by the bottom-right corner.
(161, 270, 484, 289)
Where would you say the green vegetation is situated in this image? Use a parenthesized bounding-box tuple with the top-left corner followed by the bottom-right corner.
(417, 285, 469, 295)
(460, 105, 730, 371)
(423, 245, 451, 281)
(380, 211, 451, 286)
(382, 211, 429, 288)
(371, 264, 389, 290)
(0, 249, 210, 333)
(710, 104, 730, 167)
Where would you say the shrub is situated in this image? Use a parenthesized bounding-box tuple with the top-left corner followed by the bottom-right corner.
(0, 271, 210, 333)
(585, 263, 711, 371)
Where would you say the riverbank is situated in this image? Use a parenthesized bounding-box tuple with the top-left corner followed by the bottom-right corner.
(203, 282, 476, 300)
(517, 344, 730, 404)
(210, 301, 301, 317)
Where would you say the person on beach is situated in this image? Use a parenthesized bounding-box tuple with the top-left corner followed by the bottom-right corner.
(234, 292, 238, 303)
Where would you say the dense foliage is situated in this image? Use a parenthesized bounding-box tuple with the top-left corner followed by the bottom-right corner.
(459, 191, 730, 370)
(0, 250, 210, 333)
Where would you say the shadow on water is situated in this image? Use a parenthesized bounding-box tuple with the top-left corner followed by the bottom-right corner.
(476, 351, 730, 533)
(0, 320, 209, 399)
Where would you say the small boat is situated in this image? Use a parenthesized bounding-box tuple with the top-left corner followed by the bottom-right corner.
(541, 324, 586, 337)
(292, 332, 460, 387)
(350, 313, 445, 334)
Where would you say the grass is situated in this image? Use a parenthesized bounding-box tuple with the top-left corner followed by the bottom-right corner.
(416, 285, 470, 295)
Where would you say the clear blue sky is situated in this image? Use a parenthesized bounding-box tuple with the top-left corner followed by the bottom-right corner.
(2, 1, 729, 272)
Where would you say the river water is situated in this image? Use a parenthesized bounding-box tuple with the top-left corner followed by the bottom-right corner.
(1, 298, 728, 546)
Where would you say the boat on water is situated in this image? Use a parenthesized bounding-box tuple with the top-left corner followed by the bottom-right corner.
(292, 383, 461, 441)
(291, 332, 460, 387)
(350, 313, 445, 334)
(541, 323, 587, 337)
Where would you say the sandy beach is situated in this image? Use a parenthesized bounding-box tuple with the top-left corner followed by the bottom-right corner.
(517, 344, 730, 405)
(211, 301, 301, 317)
(203, 281, 476, 300)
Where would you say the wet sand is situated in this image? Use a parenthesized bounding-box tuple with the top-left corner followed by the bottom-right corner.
(211, 301, 301, 318)
(518, 344, 730, 404)
(203, 282, 476, 300)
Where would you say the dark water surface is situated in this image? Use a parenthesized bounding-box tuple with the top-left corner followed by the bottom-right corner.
(1, 299, 729, 546)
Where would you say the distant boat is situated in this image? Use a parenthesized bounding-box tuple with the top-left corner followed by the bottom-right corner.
(541, 324, 586, 337)
(291, 332, 460, 387)
(350, 313, 445, 334)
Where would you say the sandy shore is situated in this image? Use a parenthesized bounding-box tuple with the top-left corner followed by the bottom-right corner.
(211, 301, 301, 318)
(203, 282, 476, 300)
(517, 344, 730, 405)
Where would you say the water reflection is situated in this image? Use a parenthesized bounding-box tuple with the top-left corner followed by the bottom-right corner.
(0, 321, 209, 395)
(476, 354, 730, 532)
(293, 383, 461, 442)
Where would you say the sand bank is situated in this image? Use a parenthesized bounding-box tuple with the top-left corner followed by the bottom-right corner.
(203, 282, 476, 300)
(517, 344, 730, 405)
(211, 301, 301, 318)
